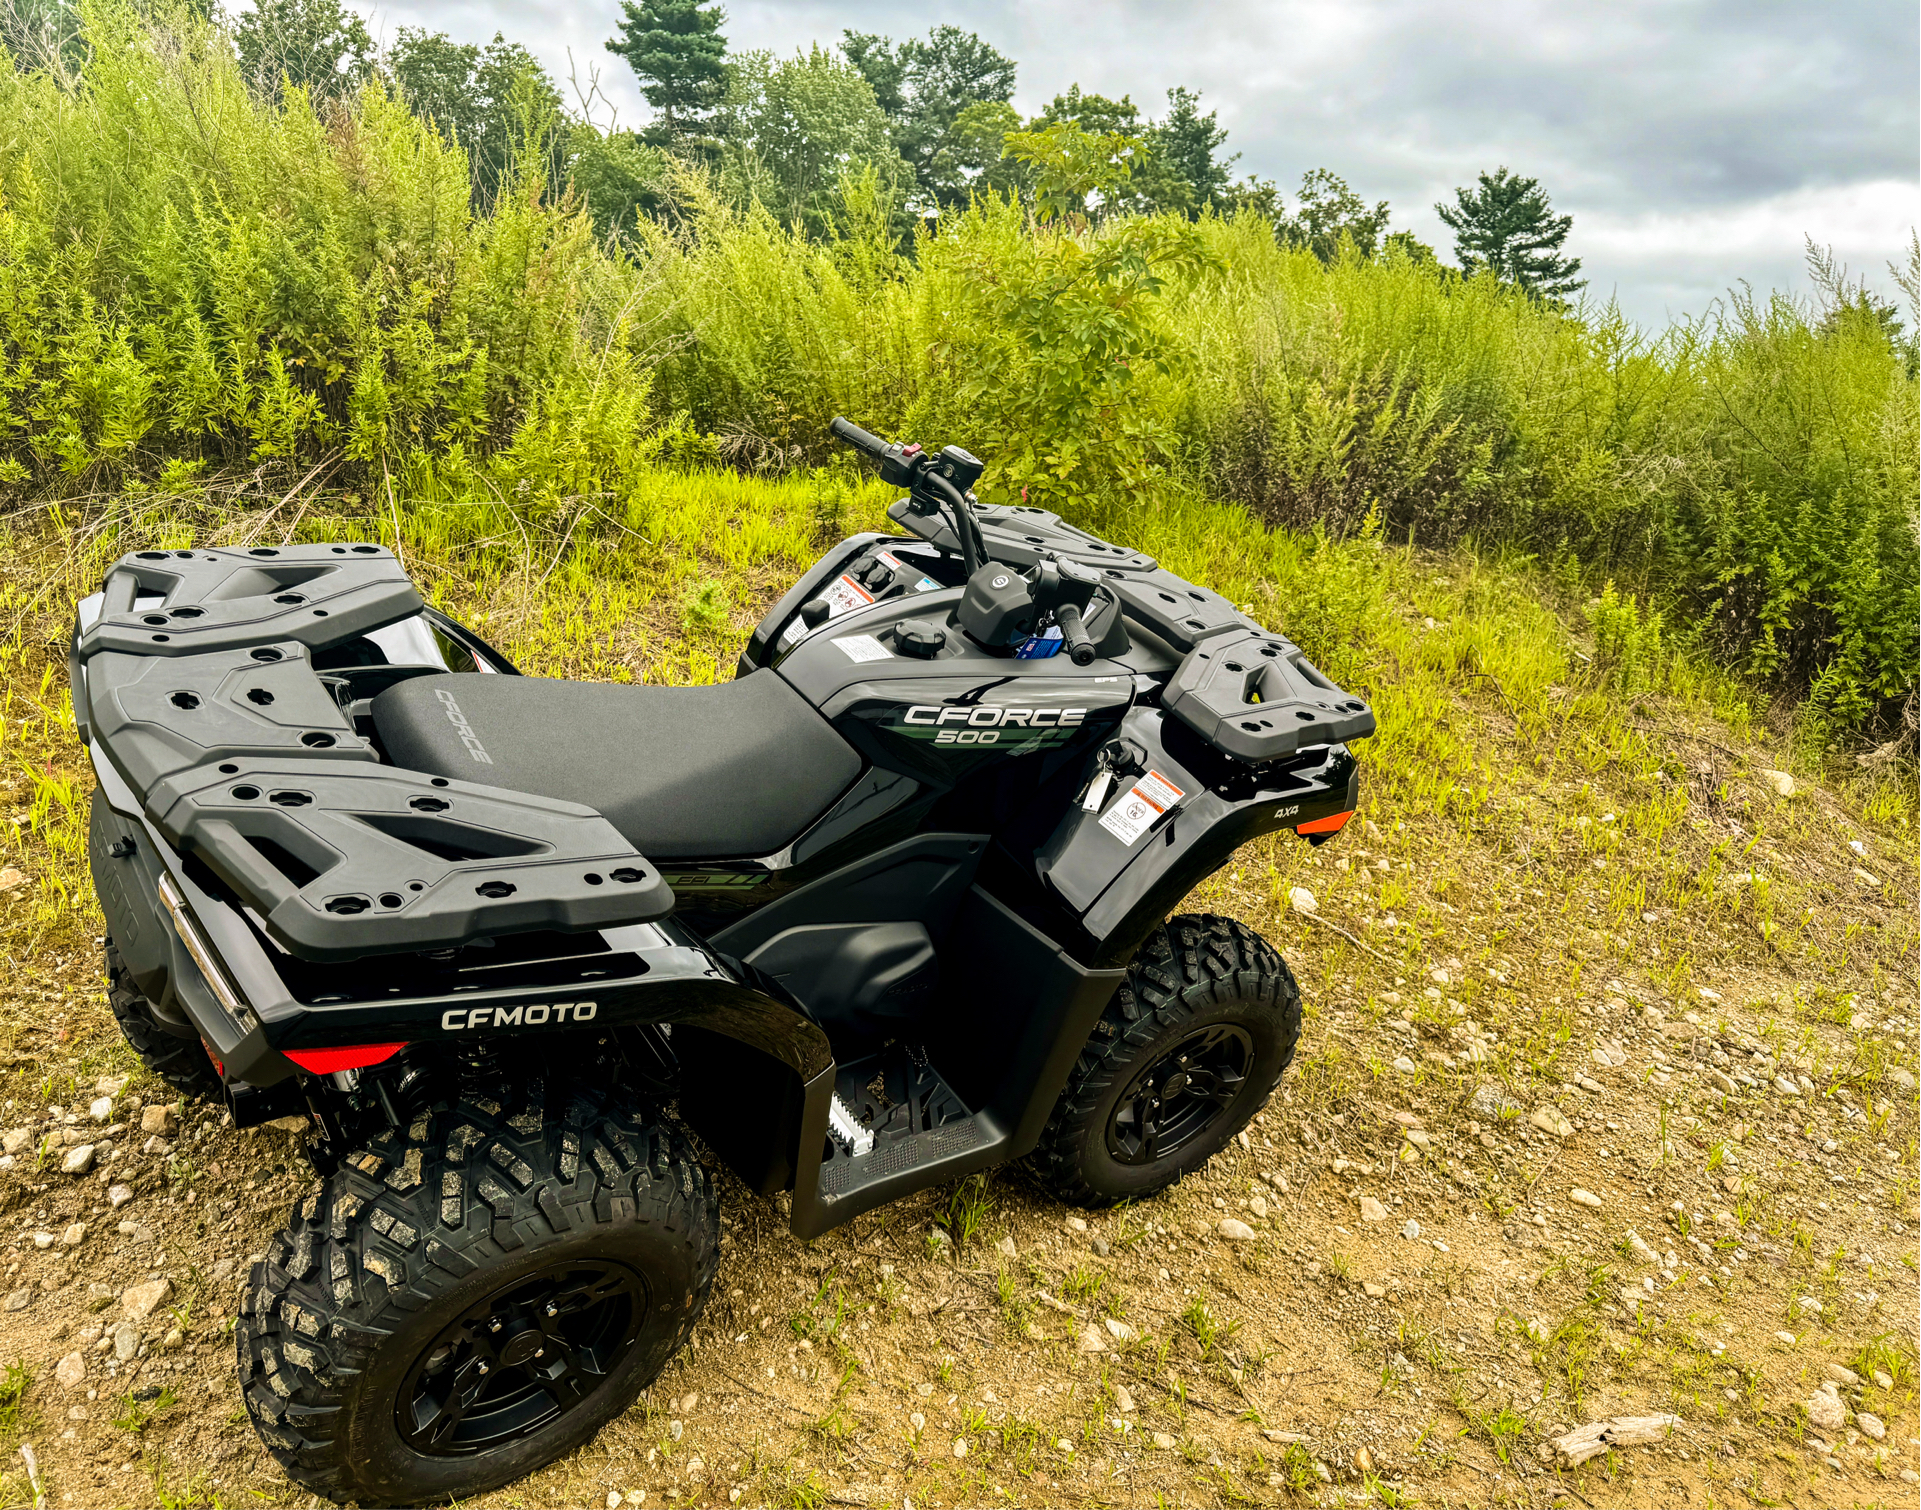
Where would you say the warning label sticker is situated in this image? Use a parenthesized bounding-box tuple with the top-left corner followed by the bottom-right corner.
(1099, 770, 1185, 846)
(822, 572, 876, 617)
(835, 633, 892, 664)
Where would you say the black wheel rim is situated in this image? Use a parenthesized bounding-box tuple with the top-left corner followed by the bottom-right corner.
(396, 1259, 648, 1457)
(1106, 1022, 1254, 1167)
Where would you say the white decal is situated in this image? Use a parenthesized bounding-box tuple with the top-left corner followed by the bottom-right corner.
(440, 1001, 598, 1032)
(434, 688, 492, 765)
(836, 634, 892, 664)
(1099, 770, 1185, 846)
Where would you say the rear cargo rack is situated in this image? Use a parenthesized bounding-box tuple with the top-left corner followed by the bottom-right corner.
(77, 545, 674, 961)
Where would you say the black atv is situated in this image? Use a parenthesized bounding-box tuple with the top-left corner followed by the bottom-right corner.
(72, 418, 1373, 1505)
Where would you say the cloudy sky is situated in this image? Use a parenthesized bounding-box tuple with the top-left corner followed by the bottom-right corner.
(357, 0, 1918, 329)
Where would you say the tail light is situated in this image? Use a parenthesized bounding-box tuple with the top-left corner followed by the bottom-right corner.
(283, 1043, 407, 1074)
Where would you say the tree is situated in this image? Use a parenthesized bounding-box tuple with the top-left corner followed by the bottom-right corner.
(1146, 87, 1237, 219)
(606, 0, 727, 145)
(233, 0, 374, 102)
(565, 127, 669, 240)
(387, 30, 564, 203)
(840, 25, 1016, 209)
(1436, 167, 1584, 301)
(719, 46, 905, 232)
(1276, 169, 1390, 263)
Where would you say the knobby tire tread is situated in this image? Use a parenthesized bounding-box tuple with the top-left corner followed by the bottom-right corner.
(235, 1085, 717, 1504)
(1029, 912, 1299, 1208)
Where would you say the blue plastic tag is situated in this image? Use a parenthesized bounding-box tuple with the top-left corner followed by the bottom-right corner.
(1014, 626, 1064, 659)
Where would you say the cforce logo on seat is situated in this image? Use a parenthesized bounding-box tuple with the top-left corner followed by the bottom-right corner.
(897, 703, 1087, 746)
(435, 687, 492, 764)
(440, 1001, 598, 1031)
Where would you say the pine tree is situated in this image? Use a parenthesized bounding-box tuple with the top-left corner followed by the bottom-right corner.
(1436, 167, 1584, 301)
(606, 0, 727, 143)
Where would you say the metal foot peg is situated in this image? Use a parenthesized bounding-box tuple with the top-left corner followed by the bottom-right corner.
(827, 1092, 875, 1157)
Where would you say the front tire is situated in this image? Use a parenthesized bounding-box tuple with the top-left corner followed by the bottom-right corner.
(236, 1086, 717, 1506)
(1030, 913, 1299, 1208)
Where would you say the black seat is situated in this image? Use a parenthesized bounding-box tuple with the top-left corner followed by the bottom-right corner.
(371, 669, 863, 860)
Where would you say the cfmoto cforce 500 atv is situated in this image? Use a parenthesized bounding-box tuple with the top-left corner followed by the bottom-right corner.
(73, 418, 1374, 1504)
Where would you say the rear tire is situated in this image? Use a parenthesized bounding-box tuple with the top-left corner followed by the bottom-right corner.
(105, 940, 220, 1100)
(236, 1086, 717, 1506)
(1029, 913, 1299, 1209)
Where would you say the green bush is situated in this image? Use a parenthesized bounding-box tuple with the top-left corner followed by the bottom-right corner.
(0, 3, 1913, 744)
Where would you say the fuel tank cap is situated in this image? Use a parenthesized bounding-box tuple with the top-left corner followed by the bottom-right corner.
(893, 618, 947, 658)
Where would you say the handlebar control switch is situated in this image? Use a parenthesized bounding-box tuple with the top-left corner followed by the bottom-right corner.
(893, 618, 947, 659)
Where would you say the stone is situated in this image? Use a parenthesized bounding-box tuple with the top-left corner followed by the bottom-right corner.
(31, 1231, 54, 1250)
(162, 1327, 185, 1349)
(1359, 1197, 1389, 1222)
(1247, 1195, 1268, 1219)
(141, 1135, 170, 1157)
(1872, 1370, 1893, 1391)
(1804, 1387, 1846, 1433)
(121, 1277, 173, 1322)
(107, 1184, 133, 1209)
(1855, 1412, 1886, 1440)
(1288, 887, 1317, 915)
(110, 1322, 140, 1362)
(1399, 1218, 1421, 1240)
(54, 1352, 85, 1389)
(59, 1222, 85, 1247)
(1151, 1432, 1177, 1451)
(88, 1096, 113, 1122)
(994, 1235, 1016, 1260)
(1362, 1281, 1388, 1299)
(60, 1143, 95, 1174)
(1772, 1076, 1800, 1097)
(1064, 1216, 1087, 1234)
(139, 1105, 177, 1137)
(1757, 769, 1795, 798)
(1852, 867, 1881, 887)
(1114, 1384, 1136, 1413)
(86, 1284, 115, 1312)
(1218, 1219, 1257, 1242)
(1706, 1069, 1737, 1094)
(1529, 1106, 1573, 1139)
(1469, 1084, 1520, 1120)
(1569, 1188, 1603, 1209)
(1078, 1327, 1107, 1354)
(0, 1127, 30, 1155)
(1391, 1056, 1417, 1075)
(1103, 1318, 1137, 1343)
(3, 1287, 30, 1312)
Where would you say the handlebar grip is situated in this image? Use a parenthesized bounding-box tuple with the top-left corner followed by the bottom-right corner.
(1055, 602, 1097, 666)
(829, 415, 888, 458)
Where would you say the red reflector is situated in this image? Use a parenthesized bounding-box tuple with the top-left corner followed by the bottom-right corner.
(283, 1042, 407, 1074)
(1295, 810, 1353, 836)
(200, 1038, 225, 1079)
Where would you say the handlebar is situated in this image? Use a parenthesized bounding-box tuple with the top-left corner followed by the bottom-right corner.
(829, 415, 890, 460)
(1054, 601, 1097, 666)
